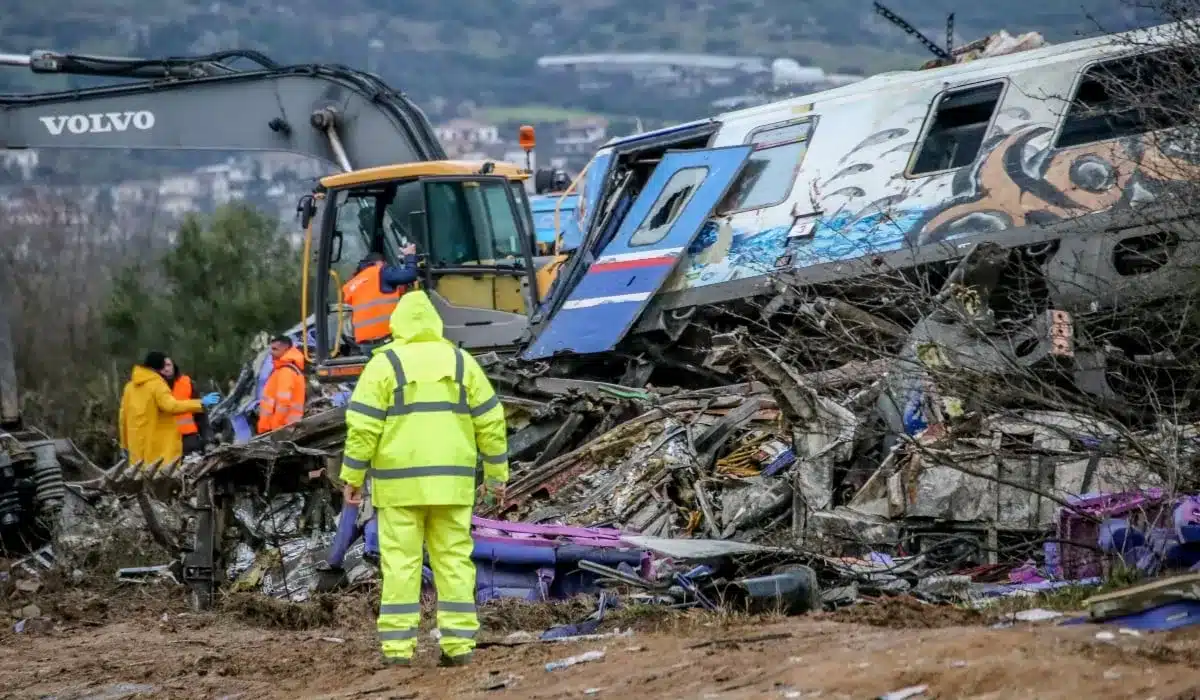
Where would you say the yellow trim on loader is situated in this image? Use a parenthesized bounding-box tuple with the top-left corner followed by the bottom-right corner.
(320, 160, 530, 188)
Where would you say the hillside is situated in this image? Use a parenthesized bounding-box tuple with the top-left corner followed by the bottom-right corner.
(0, 0, 1159, 185)
(1, 0, 1155, 118)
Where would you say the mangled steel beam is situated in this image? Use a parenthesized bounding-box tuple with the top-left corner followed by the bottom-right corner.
(748, 347, 859, 534)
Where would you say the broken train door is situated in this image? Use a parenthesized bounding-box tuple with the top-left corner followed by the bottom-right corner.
(522, 145, 752, 360)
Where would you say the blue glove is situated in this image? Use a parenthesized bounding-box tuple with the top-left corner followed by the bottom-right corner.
(201, 392, 221, 409)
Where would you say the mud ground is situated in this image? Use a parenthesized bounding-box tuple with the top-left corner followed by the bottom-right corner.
(3, 585, 1200, 700)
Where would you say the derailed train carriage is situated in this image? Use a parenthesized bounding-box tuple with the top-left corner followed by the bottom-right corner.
(521, 20, 1200, 434)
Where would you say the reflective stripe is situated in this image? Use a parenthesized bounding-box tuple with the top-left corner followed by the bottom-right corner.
(470, 394, 501, 417)
(343, 455, 370, 470)
(276, 391, 293, 400)
(379, 602, 421, 615)
(355, 309, 395, 327)
(371, 465, 477, 480)
(175, 412, 198, 436)
(348, 401, 387, 420)
(437, 601, 476, 613)
(352, 297, 400, 312)
(378, 629, 419, 640)
(389, 401, 468, 416)
(383, 349, 407, 388)
(454, 349, 467, 409)
(383, 349, 472, 416)
(439, 628, 477, 639)
(480, 452, 507, 464)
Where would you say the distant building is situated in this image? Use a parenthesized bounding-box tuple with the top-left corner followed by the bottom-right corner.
(435, 119, 501, 147)
(555, 117, 609, 157)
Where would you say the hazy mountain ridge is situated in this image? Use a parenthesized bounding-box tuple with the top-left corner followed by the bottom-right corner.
(1, 0, 1151, 108)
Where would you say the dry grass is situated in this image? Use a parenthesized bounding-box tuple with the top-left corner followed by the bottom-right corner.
(823, 594, 986, 629)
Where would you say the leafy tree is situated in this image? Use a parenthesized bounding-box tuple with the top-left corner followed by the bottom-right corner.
(102, 203, 301, 386)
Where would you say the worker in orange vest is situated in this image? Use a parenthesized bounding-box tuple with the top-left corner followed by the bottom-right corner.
(257, 335, 307, 433)
(341, 244, 418, 351)
(167, 361, 209, 455)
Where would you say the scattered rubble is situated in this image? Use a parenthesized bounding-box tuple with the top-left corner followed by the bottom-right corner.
(1, 426, 105, 558)
(9, 306, 1184, 632)
(5, 245, 1200, 638)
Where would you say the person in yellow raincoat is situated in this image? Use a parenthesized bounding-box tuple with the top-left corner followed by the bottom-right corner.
(119, 351, 221, 467)
(340, 291, 508, 668)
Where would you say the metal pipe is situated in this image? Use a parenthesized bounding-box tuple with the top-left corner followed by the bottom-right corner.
(323, 125, 353, 173)
(0, 53, 32, 67)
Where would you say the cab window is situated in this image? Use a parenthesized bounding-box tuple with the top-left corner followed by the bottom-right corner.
(426, 179, 526, 266)
(331, 182, 422, 277)
(331, 189, 377, 282)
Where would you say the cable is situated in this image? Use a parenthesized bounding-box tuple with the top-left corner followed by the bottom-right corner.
(872, 2, 951, 61)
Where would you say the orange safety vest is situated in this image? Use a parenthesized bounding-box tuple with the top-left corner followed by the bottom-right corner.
(341, 262, 403, 344)
(172, 375, 199, 436)
(258, 348, 307, 433)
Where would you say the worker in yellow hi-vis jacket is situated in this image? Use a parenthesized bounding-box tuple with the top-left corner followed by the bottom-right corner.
(339, 290, 509, 668)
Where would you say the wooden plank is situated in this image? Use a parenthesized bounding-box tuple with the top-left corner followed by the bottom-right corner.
(1085, 572, 1200, 620)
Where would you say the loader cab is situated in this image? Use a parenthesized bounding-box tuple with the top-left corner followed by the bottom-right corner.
(305, 161, 543, 381)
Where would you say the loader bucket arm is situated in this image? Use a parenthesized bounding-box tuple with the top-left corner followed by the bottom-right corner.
(0, 50, 446, 168)
(0, 49, 449, 425)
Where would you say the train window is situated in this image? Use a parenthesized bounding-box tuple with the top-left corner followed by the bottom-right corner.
(629, 167, 708, 247)
(718, 119, 815, 214)
(911, 82, 1004, 175)
(1057, 50, 1197, 148)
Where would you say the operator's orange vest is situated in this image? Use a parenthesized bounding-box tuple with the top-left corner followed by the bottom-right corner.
(172, 375, 199, 436)
(342, 263, 404, 344)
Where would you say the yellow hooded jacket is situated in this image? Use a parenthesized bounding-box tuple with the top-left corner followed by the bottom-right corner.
(339, 291, 509, 507)
(119, 365, 205, 466)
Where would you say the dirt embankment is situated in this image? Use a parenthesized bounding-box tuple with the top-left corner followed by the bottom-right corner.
(3, 582, 1200, 700)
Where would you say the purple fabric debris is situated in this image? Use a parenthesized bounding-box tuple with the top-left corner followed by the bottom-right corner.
(555, 544, 645, 569)
(474, 566, 548, 603)
(364, 517, 378, 556)
(327, 503, 361, 568)
(473, 540, 557, 567)
(868, 552, 896, 567)
(1084, 601, 1200, 631)
(1008, 562, 1045, 584)
(327, 503, 379, 568)
(1175, 497, 1200, 540)
(1090, 505, 1200, 574)
(400, 516, 654, 604)
(1053, 489, 1172, 579)
(471, 516, 626, 543)
(760, 447, 796, 477)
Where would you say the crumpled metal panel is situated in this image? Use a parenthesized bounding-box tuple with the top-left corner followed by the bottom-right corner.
(259, 534, 334, 602)
(720, 476, 792, 533)
(232, 493, 305, 541)
(523, 418, 692, 528)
